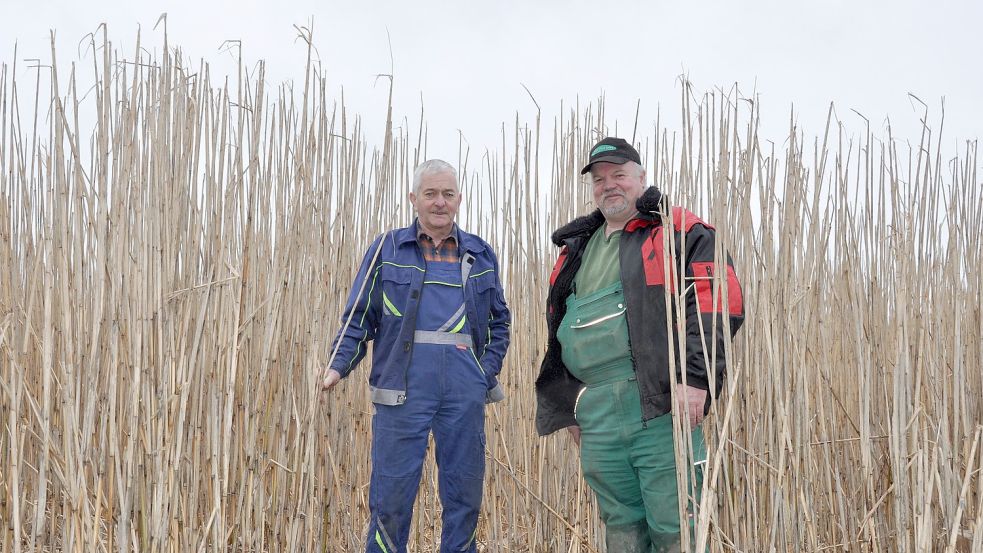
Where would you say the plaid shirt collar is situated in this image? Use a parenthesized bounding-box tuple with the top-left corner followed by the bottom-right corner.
(416, 221, 461, 263)
(416, 221, 459, 246)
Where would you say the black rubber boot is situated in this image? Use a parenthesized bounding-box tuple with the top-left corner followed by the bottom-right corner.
(604, 520, 653, 553)
(648, 529, 682, 553)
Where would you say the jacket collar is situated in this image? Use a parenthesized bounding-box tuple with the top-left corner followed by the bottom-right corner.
(635, 185, 664, 214)
(415, 221, 460, 245)
(394, 219, 485, 253)
(551, 186, 663, 246)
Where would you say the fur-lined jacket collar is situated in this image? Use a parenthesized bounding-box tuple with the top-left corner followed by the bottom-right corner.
(550, 186, 664, 246)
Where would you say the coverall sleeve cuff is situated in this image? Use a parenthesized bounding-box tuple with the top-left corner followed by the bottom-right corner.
(486, 383, 506, 404)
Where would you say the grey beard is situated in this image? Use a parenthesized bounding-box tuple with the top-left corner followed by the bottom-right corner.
(599, 198, 630, 217)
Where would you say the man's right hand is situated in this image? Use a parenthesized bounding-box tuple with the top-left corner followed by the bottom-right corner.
(566, 425, 581, 446)
(321, 368, 342, 392)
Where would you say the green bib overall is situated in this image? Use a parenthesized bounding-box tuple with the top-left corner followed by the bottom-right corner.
(557, 230, 706, 553)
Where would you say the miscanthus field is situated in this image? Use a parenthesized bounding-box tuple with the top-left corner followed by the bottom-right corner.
(1, 29, 980, 552)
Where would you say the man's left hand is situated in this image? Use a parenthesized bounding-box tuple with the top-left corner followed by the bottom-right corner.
(678, 386, 708, 430)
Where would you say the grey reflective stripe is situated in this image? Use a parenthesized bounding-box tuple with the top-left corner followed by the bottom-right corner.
(428, 254, 472, 332)
(461, 253, 475, 283)
(376, 517, 398, 552)
(413, 330, 473, 347)
(370, 387, 406, 405)
(436, 303, 467, 332)
(462, 526, 477, 550)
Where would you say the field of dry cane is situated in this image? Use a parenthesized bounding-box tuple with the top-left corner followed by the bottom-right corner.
(1, 29, 981, 552)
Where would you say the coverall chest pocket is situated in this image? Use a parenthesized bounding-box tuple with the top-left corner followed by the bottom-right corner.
(557, 286, 632, 375)
(468, 271, 498, 322)
(379, 267, 417, 319)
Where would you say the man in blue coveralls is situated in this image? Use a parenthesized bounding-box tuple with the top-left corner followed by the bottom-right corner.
(320, 159, 511, 553)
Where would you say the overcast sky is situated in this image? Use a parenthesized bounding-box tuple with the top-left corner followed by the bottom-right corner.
(3, 0, 981, 163)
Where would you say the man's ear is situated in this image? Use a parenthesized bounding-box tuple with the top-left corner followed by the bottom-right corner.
(408, 191, 416, 204)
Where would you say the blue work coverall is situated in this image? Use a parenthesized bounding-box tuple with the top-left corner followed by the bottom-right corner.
(329, 221, 511, 553)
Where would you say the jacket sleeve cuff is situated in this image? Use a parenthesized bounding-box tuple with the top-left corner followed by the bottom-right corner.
(329, 365, 349, 378)
(486, 383, 506, 404)
(682, 374, 711, 392)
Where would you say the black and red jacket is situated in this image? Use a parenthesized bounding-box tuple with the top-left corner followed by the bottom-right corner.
(535, 186, 745, 436)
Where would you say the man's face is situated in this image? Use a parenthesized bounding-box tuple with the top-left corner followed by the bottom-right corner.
(409, 171, 461, 235)
(590, 162, 646, 219)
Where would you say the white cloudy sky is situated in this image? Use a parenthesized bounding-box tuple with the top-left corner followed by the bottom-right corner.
(2, 0, 981, 160)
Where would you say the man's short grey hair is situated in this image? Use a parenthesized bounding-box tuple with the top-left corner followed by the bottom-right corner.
(412, 159, 458, 194)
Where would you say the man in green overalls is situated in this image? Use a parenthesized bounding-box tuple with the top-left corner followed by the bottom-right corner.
(535, 138, 745, 552)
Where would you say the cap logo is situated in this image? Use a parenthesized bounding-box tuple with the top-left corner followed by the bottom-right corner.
(591, 145, 618, 156)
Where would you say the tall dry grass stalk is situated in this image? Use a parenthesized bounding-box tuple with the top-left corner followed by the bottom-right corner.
(1, 29, 980, 552)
